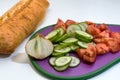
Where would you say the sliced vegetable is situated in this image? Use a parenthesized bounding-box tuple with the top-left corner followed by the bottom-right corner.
(69, 56, 80, 67)
(54, 64, 69, 71)
(77, 41, 89, 48)
(65, 53, 70, 56)
(54, 47, 71, 53)
(45, 28, 65, 43)
(65, 19, 77, 27)
(55, 56, 72, 67)
(78, 22, 88, 32)
(55, 33, 71, 43)
(57, 28, 65, 36)
(25, 34, 53, 59)
(49, 57, 57, 66)
(45, 29, 58, 42)
(54, 43, 68, 50)
(54, 18, 66, 31)
(75, 30, 93, 42)
(52, 52, 67, 57)
(67, 24, 81, 37)
(63, 38, 78, 43)
(69, 44, 79, 51)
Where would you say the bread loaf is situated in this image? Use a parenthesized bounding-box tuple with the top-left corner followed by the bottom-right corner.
(0, 0, 49, 54)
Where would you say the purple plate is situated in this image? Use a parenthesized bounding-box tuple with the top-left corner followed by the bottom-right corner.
(29, 24, 120, 80)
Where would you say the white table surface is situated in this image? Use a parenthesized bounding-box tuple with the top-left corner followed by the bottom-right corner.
(0, 0, 120, 80)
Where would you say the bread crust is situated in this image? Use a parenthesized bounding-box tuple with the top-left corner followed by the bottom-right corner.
(0, 0, 49, 54)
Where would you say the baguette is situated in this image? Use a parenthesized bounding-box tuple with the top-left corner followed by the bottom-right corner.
(0, 0, 49, 54)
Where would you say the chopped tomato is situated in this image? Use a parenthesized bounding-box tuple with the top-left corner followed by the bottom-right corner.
(109, 32, 120, 39)
(93, 37, 113, 43)
(99, 23, 108, 31)
(76, 44, 97, 63)
(76, 48, 86, 59)
(107, 39, 120, 53)
(65, 19, 77, 28)
(94, 30, 110, 38)
(54, 18, 66, 31)
(86, 44, 96, 57)
(86, 21, 97, 27)
(95, 43, 109, 55)
(83, 44, 97, 63)
(86, 25, 101, 36)
(83, 55, 96, 63)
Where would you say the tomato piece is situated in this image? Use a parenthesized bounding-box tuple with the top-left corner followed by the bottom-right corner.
(99, 23, 108, 31)
(76, 48, 86, 59)
(110, 32, 120, 39)
(65, 19, 77, 28)
(76, 44, 97, 63)
(94, 30, 109, 38)
(107, 39, 120, 53)
(84, 44, 97, 63)
(95, 43, 109, 55)
(86, 21, 97, 26)
(86, 25, 101, 36)
(83, 55, 96, 63)
(54, 18, 66, 31)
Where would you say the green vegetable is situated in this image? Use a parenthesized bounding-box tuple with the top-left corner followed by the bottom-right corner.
(55, 56, 72, 67)
(45, 29, 59, 42)
(75, 30, 93, 42)
(69, 44, 79, 51)
(54, 47, 71, 53)
(69, 56, 80, 67)
(63, 38, 78, 43)
(77, 22, 88, 32)
(77, 41, 89, 48)
(55, 33, 71, 43)
(54, 64, 69, 71)
(45, 28, 65, 42)
(49, 57, 57, 66)
(52, 52, 68, 57)
(67, 24, 81, 37)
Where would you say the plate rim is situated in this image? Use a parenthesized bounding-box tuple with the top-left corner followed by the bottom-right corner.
(28, 24, 120, 80)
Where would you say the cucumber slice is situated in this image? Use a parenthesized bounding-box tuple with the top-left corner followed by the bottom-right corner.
(59, 42, 70, 47)
(54, 43, 68, 50)
(75, 30, 93, 42)
(55, 33, 71, 43)
(53, 28, 65, 42)
(80, 22, 88, 28)
(54, 47, 71, 53)
(63, 38, 78, 43)
(53, 44, 59, 47)
(69, 44, 79, 51)
(78, 22, 88, 32)
(67, 24, 81, 37)
(57, 28, 64, 36)
(54, 64, 69, 71)
(46, 28, 64, 43)
(45, 30, 58, 40)
(52, 52, 67, 57)
(49, 57, 57, 66)
(69, 56, 80, 67)
(55, 56, 72, 67)
(65, 53, 70, 56)
(77, 41, 88, 48)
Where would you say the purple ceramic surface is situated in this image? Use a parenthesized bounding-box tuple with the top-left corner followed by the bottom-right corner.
(36, 25, 120, 77)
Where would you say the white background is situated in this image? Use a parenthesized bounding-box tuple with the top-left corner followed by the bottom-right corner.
(0, 0, 120, 80)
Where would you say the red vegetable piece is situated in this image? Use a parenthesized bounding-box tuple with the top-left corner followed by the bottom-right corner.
(54, 18, 66, 31)
(99, 23, 108, 31)
(86, 24, 101, 36)
(95, 43, 109, 55)
(65, 19, 77, 28)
